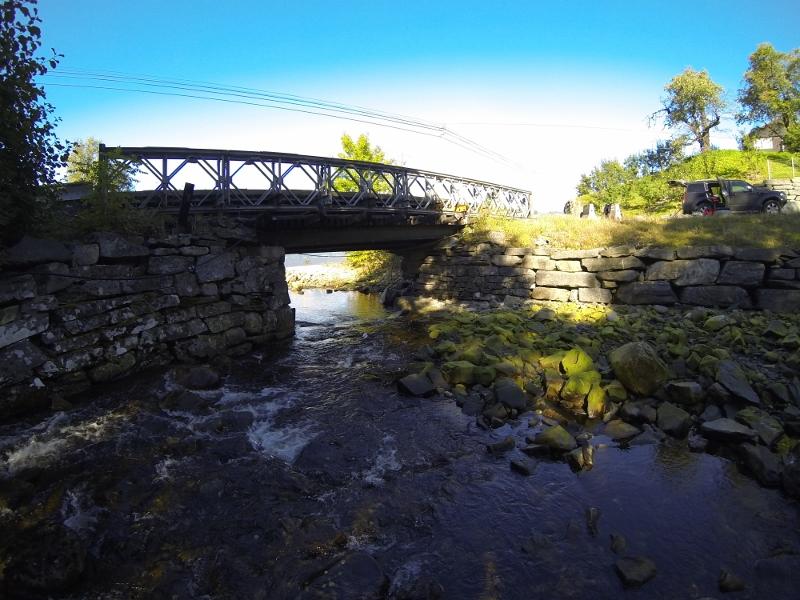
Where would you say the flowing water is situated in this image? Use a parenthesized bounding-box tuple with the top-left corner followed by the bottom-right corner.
(1, 289, 798, 599)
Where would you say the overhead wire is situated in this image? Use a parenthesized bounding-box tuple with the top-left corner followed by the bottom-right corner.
(40, 68, 523, 170)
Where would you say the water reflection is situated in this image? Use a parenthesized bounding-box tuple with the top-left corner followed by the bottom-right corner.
(290, 289, 387, 324)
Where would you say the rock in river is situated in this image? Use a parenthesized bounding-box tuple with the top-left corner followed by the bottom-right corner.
(716, 360, 760, 405)
(700, 418, 757, 443)
(608, 341, 668, 396)
(494, 377, 528, 411)
(615, 556, 657, 587)
(604, 419, 641, 441)
(738, 443, 782, 487)
(656, 402, 692, 438)
(533, 425, 577, 452)
(397, 372, 436, 397)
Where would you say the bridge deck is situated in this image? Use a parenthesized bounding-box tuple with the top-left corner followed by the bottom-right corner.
(104, 145, 532, 221)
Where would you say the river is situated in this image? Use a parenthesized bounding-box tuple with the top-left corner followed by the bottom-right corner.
(0, 289, 798, 599)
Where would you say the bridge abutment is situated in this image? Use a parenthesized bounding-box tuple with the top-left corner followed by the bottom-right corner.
(0, 223, 294, 420)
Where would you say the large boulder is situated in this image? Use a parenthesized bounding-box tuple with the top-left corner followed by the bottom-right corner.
(397, 372, 436, 397)
(735, 407, 784, 447)
(609, 342, 669, 396)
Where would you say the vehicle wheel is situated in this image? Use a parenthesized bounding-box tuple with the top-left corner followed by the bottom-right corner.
(693, 201, 714, 216)
(762, 199, 781, 214)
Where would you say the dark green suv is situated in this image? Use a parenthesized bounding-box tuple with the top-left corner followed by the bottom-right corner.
(672, 179, 786, 215)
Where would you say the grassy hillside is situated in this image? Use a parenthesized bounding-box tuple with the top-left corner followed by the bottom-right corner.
(579, 150, 799, 216)
(465, 213, 800, 250)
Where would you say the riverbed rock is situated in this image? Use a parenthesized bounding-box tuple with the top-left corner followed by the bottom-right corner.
(398, 372, 436, 397)
(181, 365, 221, 390)
(614, 556, 657, 587)
(566, 445, 594, 471)
(665, 380, 704, 405)
(494, 377, 527, 411)
(610, 533, 627, 555)
(609, 342, 669, 396)
(302, 551, 387, 599)
(754, 554, 800, 596)
(560, 347, 594, 377)
(3, 523, 87, 594)
(510, 458, 537, 476)
(656, 402, 692, 438)
(487, 436, 516, 456)
(441, 361, 475, 386)
(716, 361, 760, 405)
(718, 568, 747, 593)
(735, 407, 783, 447)
(533, 425, 577, 452)
(738, 443, 782, 487)
(700, 418, 757, 443)
(604, 419, 641, 441)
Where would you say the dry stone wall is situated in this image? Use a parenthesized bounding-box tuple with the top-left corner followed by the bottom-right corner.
(412, 235, 800, 313)
(766, 178, 800, 212)
(0, 229, 294, 418)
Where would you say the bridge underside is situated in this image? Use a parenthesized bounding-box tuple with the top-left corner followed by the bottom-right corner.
(256, 223, 461, 253)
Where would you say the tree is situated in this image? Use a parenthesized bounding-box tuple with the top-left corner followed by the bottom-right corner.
(576, 159, 636, 203)
(737, 43, 800, 151)
(0, 0, 67, 243)
(335, 133, 394, 193)
(66, 137, 99, 183)
(625, 138, 686, 177)
(652, 68, 726, 152)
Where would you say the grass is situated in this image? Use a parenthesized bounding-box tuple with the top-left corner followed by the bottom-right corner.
(464, 213, 800, 250)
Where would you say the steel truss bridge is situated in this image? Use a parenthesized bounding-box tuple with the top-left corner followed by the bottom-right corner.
(104, 145, 531, 220)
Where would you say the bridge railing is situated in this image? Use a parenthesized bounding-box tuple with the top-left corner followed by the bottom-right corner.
(101, 145, 532, 219)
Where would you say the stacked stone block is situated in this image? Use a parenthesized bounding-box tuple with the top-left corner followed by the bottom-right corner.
(413, 239, 800, 313)
(0, 230, 294, 417)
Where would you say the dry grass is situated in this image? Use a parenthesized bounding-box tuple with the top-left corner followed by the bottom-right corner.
(464, 214, 800, 250)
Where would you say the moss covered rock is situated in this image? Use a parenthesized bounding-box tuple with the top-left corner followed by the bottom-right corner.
(608, 342, 668, 396)
(441, 361, 476, 385)
(560, 347, 594, 377)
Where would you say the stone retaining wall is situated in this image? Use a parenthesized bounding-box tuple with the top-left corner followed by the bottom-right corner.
(0, 230, 293, 418)
(412, 234, 800, 312)
(766, 178, 800, 203)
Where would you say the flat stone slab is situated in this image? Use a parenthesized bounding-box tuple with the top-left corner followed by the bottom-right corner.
(717, 261, 765, 287)
(615, 281, 678, 305)
(679, 285, 752, 308)
(535, 270, 599, 288)
(756, 289, 800, 312)
(646, 259, 720, 286)
(700, 418, 757, 442)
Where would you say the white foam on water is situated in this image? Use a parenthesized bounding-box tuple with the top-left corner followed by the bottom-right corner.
(247, 420, 315, 463)
(362, 434, 402, 486)
(388, 557, 425, 596)
(2, 412, 119, 475)
(62, 489, 101, 534)
(154, 457, 183, 481)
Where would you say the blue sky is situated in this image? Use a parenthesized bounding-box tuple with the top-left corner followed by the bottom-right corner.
(38, 0, 800, 210)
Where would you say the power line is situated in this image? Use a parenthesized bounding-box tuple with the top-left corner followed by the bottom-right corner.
(41, 68, 523, 170)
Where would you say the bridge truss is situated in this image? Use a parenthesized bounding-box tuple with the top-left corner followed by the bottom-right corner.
(103, 146, 532, 222)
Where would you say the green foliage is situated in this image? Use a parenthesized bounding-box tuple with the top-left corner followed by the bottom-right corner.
(0, 0, 67, 244)
(654, 68, 726, 152)
(66, 136, 99, 183)
(68, 146, 162, 236)
(345, 250, 399, 284)
(334, 133, 394, 193)
(737, 43, 800, 149)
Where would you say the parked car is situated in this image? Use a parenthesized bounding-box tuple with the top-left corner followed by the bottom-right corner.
(670, 178, 786, 215)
